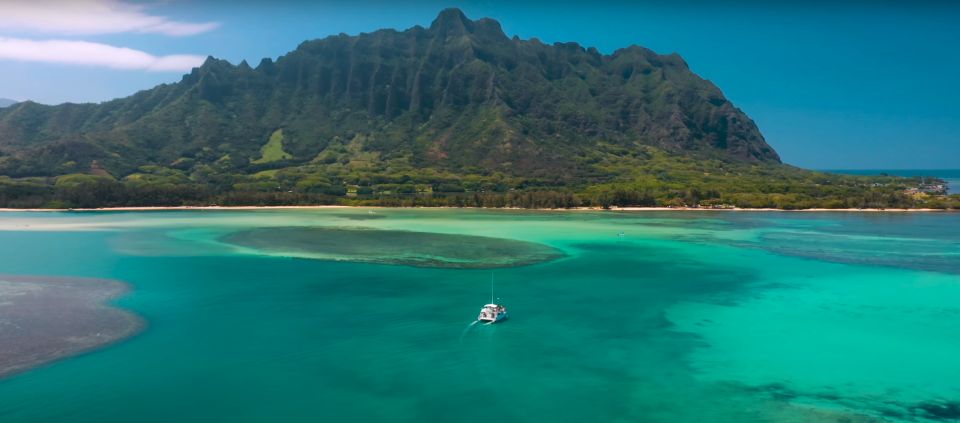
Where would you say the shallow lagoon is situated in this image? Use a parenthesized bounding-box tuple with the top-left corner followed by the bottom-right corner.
(0, 209, 957, 422)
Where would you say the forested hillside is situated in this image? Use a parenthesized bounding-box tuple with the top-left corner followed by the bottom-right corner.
(0, 9, 954, 209)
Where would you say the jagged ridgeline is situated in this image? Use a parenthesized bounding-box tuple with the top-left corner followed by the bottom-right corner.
(0, 8, 777, 179)
(1, 9, 946, 210)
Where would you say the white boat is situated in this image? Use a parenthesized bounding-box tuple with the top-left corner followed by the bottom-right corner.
(478, 303, 508, 324)
(477, 273, 508, 323)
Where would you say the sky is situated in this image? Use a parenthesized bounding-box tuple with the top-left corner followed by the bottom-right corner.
(0, 0, 957, 169)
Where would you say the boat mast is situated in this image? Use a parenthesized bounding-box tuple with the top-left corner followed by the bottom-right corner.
(490, 272, 494, 304)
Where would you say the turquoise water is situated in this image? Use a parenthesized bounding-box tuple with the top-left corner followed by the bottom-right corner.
(0, 209, 958, 422)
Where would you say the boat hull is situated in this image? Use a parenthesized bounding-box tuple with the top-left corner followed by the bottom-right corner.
(478, 314, 508, 324)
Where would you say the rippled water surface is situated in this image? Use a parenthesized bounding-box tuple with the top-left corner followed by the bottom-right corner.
(0, 209, 957, 422)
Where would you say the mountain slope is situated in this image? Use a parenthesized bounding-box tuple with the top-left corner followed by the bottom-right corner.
(1, 9, 939, 210)
(0, 98, 17, 108)
(0, 8, 777, 180)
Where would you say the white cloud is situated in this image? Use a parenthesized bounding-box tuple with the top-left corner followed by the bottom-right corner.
(0, 37, 206, 71)
(0, 0, 219, 36)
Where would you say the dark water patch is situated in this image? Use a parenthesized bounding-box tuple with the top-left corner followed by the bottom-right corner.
(751, 231, 960, 275)
(222, 227, 565, 269)
(734, 382, 960, 422)
(740, 383, 799, 401)
(0, 275, 144, 379)
(661, 212, 960, 275)
(697, 218, 960, 275)
(565, 241, 759, 298)
(798, 213, 960, 243)
(911, 401, 960, 421)
(878, 408, 908, 420)
(619, 217, 738, 231)
(329, 213, 387, 220)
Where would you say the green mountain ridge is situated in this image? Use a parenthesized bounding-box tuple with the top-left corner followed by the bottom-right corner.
(0, 9, 954, 209)
(0, 8, 776, 177)
(0, 98, 18, 108)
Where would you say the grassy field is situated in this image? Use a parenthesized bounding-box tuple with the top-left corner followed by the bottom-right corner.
(252, 129, 293, 164)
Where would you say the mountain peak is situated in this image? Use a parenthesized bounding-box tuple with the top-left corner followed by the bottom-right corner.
(200, 56, 231, 68)
(430, 8, 473, 34)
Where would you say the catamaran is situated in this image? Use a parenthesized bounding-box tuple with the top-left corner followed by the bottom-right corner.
(477, 274, 508, 324)
(478, 303, 508, 324)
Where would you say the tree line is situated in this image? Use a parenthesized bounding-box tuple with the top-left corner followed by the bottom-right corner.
(2, 174, 957, 210)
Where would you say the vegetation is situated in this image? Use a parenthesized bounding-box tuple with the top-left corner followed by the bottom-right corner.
(0, 9, 776, 177)
(1, 150, 955, 209)
(252, 129, 293, 164)
(0, 9, 953, 210)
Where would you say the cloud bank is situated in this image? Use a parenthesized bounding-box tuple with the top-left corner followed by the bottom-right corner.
(0, 0, 219, 36)
(0, 37, 206, 72)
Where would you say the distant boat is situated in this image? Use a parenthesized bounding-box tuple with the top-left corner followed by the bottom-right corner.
(477, 273, 508, 324)
(478, 303, 508, 324)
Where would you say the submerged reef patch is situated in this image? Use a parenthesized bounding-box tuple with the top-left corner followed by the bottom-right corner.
(222, 227, 565, 269)
(0, 275, 144, 379)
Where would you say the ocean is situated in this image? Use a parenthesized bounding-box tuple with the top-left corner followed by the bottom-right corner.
(0, 209, 957, 422)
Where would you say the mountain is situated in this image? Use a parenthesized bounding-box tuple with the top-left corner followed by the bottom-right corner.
(0, 9, 949, 210)
(0, 9, 776, 177)
(0, 98, 18, 108)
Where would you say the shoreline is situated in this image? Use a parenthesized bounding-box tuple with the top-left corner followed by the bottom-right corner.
(0, 205, 955, 213)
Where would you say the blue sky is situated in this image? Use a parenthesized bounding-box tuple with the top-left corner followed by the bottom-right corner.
(0, 1, 957, 169)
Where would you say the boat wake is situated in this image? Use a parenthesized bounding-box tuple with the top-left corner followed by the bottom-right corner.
(458, 320, 481, 344)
